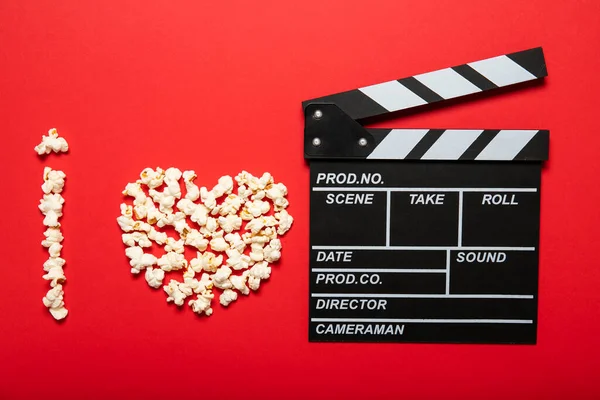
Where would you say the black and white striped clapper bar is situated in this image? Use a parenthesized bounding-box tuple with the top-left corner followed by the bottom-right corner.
(303, 47, 548, 344)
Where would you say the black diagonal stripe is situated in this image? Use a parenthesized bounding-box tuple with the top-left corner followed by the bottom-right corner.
(506, 47, 548, 78)
(405, 129, 445, 159)
(302, 89, 388, 121)
(452, 64, 498, 91)
(514, 130, 549, 161)
(397, 77, 444, 104)
(459, 130, 500, 160)
(366, 128, 393, 148)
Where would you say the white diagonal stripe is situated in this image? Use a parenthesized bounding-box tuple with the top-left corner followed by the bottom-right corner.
(359, 80, 427, 112)
(367, 129, 428, 159)
(414, 68, 481, 99)
(468, 55, 536, 87)
(422, 129, 483, 160)
(475, 130, 538, 160)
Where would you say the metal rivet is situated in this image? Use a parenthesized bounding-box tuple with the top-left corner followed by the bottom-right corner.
(358, 138, 368, 147)
(312, 137, 322, 147)
(313, 110, 323, 120)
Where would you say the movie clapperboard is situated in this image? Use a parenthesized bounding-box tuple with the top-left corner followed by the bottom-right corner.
(302, 48, 548, 344)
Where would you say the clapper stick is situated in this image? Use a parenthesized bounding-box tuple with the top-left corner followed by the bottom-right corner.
(302, 47, 547, 121)
(303, 47, 548, 344)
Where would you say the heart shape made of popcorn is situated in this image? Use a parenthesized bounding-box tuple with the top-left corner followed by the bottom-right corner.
(116, 168, 293, 316)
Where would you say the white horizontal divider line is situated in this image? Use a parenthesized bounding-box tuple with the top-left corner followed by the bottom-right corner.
(312, 245, 536, 251)
(311, 318, 533, 325)
(312, 187, 538, 193)
(312, 268, 447, 273)
(311, 293, 534, 299)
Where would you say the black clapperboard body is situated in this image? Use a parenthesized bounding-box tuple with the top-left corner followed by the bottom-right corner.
(303, 48, 548, 344)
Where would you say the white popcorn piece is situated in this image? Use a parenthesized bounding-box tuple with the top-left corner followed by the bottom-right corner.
(41, 167, 66, 194)
(226, 248, 252, 270)
(266, 182, 289, 210)
(140, 167, 165, 189)
(183, 170, 200, 201)
(133, 197, 154, 220)
(234, 171, 250, 186)
(230, 272, 250, 295)
(200, 217, 219, 237)
(184, 229, 208, 251)
(220, 289, 238, 307)
(190, 251, 223, 273)
(48, 242, 63, 258)
(156, 212, 175, 228)
(42, 265, 66, 287)
(209, 236, 228, 252)
(44, 257, 65, 272)
(34, 128, 69, 155)
(218, 214, 242, 233)
(120, 203, 133, 218)
(172, 212, 189, 234)
(39, 193, 64, 215)
(242, 232, 271, 245)
(164, 167, 182, 184)
(164, 237, 185, 254)
(237, 184, 253, 201)
(42, 284, 68, 320)
(164, 168, 182, 198)
(212, 175, 234, 198)
(39, 194, 64, 228)
(257, 172, 273, 190)
(248, 275, 261, 291)
(190, 204, 209, 226)
(122, 182, 146, 202)
(149, 188, 176, 214)
(122, 232, 152, 248)
(247, 262, 271, 292)
(224, 232, 246, 253)
(249, 242, 264, 262)
(148, 228, 168, 245)
(197, 273, 214, 293)
(212, 265, 233, 289)
(251, 190, 266, 201)
(275, 210, 294, 235)
(157, 252, 187, 272)
(146, 205, 165, 225)
(249, 261, 271, 280)
(116, 215, 151, 233)
(263, 227, 278, 240)
(43, 211, 61, 227)
(183, 267, 195, 280)
(264, 238, 282, 263)
(214, 194, 243, 216)
(164, 280, 189, 306)
(145, 267, 165, 289)
(188, 290, 214, 316)
(125, 246, 158, 274)
(41, 228, 63, 247)
(200, 187, 217, 210)
(246, 218, 265, 234)
(244, 199, 270, 218)
(176, 198, 197, 216)
(262, 216, 279, 227)
(236, 171, 272, 192)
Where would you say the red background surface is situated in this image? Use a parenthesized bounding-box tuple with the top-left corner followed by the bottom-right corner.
(1, 1, 600, 399)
